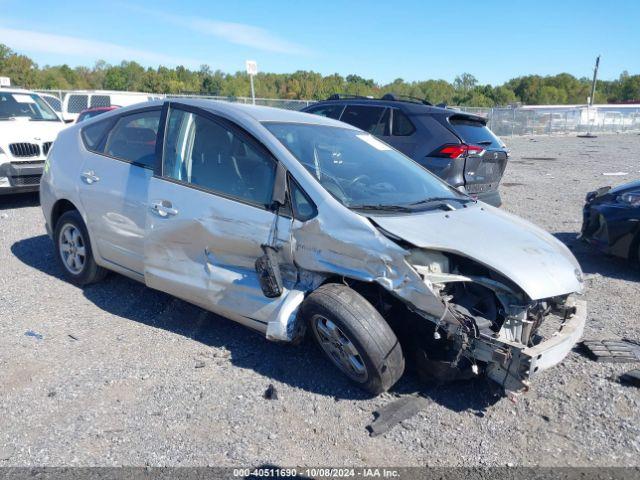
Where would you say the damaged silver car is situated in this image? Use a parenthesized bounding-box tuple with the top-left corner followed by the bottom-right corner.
(40, 99, 586, 396)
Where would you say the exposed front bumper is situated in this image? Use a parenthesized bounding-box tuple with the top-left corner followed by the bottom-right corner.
(525, 299, 586, 375)
(483, 299, 586, 392)
(0, 160, 44, 194)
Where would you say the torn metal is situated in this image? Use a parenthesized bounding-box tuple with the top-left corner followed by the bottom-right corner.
(275, 198, 587, 394)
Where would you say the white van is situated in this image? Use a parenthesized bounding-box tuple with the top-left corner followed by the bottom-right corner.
(61, 90, 159, 122)
(39, 93, 64, 118)
(0, 87, 66, 194)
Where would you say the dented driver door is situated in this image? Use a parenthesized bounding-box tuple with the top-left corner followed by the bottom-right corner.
(143, 103, 293, 332)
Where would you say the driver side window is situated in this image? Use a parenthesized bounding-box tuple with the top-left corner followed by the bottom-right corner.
(162, 107, 277, 207)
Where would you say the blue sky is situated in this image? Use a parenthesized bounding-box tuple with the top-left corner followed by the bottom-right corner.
(1, 0, 638, 85)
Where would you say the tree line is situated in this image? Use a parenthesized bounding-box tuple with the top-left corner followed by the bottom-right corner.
(1, 44, 639, 106)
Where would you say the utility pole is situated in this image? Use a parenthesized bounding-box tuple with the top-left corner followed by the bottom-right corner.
(578, 55, 600, 138)
(589, 55, 600, 107)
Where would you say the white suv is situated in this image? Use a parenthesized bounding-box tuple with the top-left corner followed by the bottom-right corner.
(0, 88, 66, 194)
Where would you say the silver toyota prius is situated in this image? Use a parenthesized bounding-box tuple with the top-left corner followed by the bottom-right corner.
(40, 99, 586, 396)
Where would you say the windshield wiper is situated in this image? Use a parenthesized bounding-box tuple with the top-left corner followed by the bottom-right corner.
(350, 204, 414, 212)
(408, 196, 474, 206)
(0, 116, 17, 121)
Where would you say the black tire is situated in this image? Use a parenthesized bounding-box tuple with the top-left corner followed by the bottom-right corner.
(631, 233, 640, 266)
(54, 210, 107, 286)
(302, 283, 405, 395)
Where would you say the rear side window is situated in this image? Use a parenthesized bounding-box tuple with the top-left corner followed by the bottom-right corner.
(340, 105, 387, 134)
(43, 96, 62, 113)
(305, 104, 343, 120)
(392, 109, 415, 136)
(90, 95, 111, 108)
(103, 110, 161, 167)
(81, 119, 113, 151)
(449, 116, 502, 147)
(68, 95, 88, 113)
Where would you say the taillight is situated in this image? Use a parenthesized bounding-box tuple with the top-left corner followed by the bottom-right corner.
(431, 144, 485, 159)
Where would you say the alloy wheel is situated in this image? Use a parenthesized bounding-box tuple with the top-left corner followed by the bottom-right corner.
(58, 224, 86, 275)
(312, 314, 368, 382)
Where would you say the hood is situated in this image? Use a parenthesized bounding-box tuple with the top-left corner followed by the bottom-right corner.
(370, 204, 583, 301)
(0, 119, 66, 146)
(609, 179, 640, 195)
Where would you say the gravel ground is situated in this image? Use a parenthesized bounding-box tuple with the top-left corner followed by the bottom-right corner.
(0, 134, 639, 468)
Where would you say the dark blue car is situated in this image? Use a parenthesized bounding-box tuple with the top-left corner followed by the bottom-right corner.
(581, 179, 640, 262)
(303, 94, 509, 206)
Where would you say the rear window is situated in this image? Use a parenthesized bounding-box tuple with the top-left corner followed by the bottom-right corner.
(448, 116, 502, 147)
(305, 104, 344, 120)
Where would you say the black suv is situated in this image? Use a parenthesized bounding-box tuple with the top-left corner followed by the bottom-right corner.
(302, 94, 508, 206)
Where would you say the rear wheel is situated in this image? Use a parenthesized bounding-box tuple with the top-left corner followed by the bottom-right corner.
(54, 210, 107, 286)
(630, 232, 640, 266)
(302, 283, 404, 395)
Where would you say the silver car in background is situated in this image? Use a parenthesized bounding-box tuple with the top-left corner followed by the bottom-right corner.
(40, 99, 586, 396)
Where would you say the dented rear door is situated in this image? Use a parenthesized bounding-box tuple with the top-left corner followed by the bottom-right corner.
(143, 103, 292, 331)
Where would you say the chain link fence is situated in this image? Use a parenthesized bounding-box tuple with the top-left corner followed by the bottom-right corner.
(36, 89, 640, 136)
(453, 105, 640, 136)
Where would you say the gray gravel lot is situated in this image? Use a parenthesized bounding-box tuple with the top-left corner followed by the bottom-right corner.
(1, 134, 639, 467)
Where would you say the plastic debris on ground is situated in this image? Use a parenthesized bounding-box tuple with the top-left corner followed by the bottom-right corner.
(24, 330, 43, 340)
(579, 339, 640, 363)
(366, 396, 429, 437)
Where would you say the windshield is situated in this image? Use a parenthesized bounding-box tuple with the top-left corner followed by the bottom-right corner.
(0, 92, 60, 121)
(264, 122, 466, 209)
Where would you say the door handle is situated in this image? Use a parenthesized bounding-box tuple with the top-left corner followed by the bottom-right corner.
(150, 201, 178, 217)
(80, 170, 100, 184)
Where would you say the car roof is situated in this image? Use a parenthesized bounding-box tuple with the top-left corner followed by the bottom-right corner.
(87, 98, 359, 135)
(308, 97, 487, 121)
(167, 98, 358, 129)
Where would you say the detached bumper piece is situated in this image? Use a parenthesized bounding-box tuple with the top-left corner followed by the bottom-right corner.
(0, 161, 44, 193)
(484, 299, 586, 394)
(580, 339, 640, 363)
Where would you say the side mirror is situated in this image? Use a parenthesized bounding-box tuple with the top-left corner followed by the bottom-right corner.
(256, 162, 288, 297)
(270, 162, 288, 211)
(255, 245, 284, 298)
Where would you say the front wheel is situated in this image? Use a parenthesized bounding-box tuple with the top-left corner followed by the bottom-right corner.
(54, 210, 107, 286)
(301, 283, 405, 395)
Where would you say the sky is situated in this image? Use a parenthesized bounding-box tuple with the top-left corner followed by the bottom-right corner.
(1, 0, 638, 85)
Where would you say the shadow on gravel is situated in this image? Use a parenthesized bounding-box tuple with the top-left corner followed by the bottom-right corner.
(0, 192, 39, 210)
(554, 232, 639, 282)
(12, 233, 503, 410)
